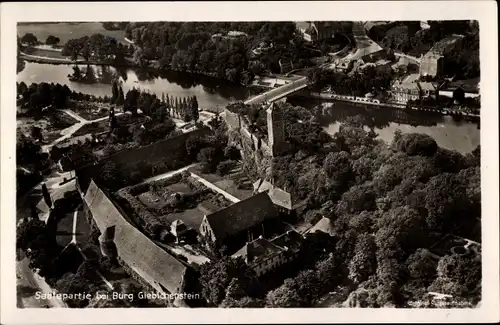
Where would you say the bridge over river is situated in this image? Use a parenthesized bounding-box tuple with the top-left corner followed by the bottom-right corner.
(244, 75, 309, 105)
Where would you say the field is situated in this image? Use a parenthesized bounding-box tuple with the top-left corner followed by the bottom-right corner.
(17, 110, 79, 143)
(17, 22, 125, 45)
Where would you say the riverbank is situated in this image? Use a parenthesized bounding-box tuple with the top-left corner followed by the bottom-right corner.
(293, 91, 480, 119)
(19, 52, 135, 67)
(19, 52, 253, 87)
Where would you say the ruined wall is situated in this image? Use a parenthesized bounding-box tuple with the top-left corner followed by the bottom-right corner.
(103, 128, 211, 170)
(224, 108, 242, 130)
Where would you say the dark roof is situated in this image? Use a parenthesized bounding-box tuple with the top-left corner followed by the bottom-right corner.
(84, 180, 187, 295)
(232, 236, 285, 263)
(270, 230, 304, 252)
(205, 192, 278, 241)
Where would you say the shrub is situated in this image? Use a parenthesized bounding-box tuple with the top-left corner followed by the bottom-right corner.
(216, 160, 235, 176)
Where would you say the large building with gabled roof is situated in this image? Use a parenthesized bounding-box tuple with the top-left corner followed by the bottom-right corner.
(198, 192, 279, 252)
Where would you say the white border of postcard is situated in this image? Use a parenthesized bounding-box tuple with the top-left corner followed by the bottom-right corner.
(1, 1, 499, 324)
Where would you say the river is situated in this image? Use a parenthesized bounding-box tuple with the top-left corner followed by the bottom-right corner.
(17, 62, 480, 154)
(17, 62, 249, 112)
(289, 98, 480, 154)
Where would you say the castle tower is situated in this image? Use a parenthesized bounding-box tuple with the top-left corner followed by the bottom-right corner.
(266, 102, 286, 157)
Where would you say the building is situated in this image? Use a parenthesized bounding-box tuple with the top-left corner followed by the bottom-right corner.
(333, 58, 354, 73)
(231, 230, 303, 277)
(82, 180, 192, 307)
(307, 216, 336, 236)
(253, 178, 307, 214)
(391, 82, 421, 104)
(420, 53, 444, 78)
(420, 21, 431, 30)
(390, 81, 438, 104)
(198, 192, 279, 252)
(420, 35, 464, 78)
(170, 219, 189, 242)
(307, 21, 342, 41)
(266, 102, 288, 157)
(224, 102, 288, 159)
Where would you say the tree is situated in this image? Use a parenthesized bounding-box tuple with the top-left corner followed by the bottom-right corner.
(197, 147, 218, 173)
(21, 33, 38, 46)
(198, 257, 255, 306)
(29, 203, 39, 221)
(191, 96, 199, 121)
(133, 47, 148, 68)
(16, 217, 46, 250)
(45, 35, 60, 46)
(265, 278, 302, 307)
(30, 126, 43, 142)
(405, 248, 437, 280)
(111, 81, 119, 104)
(49, 145, 62, 162)
(392, 133, 438, 157)
(348, 233, 377, 284)
(41, 183, 52, 208)
(424, 173, 468, 231)
(116, 86, 125, 106)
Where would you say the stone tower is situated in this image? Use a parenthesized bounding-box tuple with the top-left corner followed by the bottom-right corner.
(266, 102, 286, 157)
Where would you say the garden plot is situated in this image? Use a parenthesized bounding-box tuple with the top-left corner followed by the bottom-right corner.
(132, 175, 232, 231)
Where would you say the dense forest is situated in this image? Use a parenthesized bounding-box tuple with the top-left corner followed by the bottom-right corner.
(123, 22, 315, 84)
(196, 101, 481, 308)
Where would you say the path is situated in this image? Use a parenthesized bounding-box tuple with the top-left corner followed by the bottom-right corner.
(42, 109, 124, 152)
(190, 172, 241, 203)
(138, 163, 198, 185)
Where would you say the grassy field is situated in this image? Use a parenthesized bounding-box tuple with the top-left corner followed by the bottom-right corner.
(17, 22, 125, 45)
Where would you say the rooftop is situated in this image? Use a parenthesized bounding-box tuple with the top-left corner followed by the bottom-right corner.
(232, 230, 304, 263)
(84, 180, 187, 295)
(204, 192, 278, 241)
(308, 216, 336, 236)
